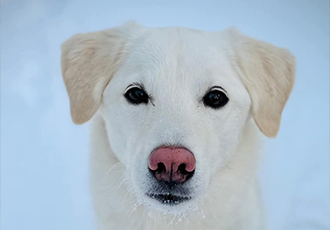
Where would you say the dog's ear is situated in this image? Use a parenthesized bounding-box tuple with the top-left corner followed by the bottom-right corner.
(61, 22, 140, 124)
(227, 28, 296, 137)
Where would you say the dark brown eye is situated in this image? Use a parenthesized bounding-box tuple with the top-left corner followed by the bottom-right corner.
(124, 87, 149, 104)
(203, 89, 229, 109)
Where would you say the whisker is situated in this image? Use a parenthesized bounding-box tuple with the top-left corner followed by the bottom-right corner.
(105, 161, 122, 175)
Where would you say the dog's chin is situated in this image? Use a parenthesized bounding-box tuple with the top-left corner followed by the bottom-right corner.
(132, 173, 206, 214)
(138, 192, 198, 215)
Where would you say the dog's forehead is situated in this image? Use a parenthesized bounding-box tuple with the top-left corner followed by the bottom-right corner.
(131, 28, 227, 70)
(119, 27, 241, 96)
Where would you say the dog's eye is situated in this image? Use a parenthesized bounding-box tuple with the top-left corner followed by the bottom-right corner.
(124, 87, 149, 104)
(203, 89, 229, 109)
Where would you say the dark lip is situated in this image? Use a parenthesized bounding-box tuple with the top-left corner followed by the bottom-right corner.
(147, 193, 192, 205)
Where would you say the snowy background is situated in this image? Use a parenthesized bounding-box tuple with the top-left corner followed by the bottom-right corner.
(1, 0, 329, 230)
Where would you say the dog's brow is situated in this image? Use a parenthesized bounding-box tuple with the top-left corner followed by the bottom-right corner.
(211, 86, 227, 93)
(126, 82, 144, 90)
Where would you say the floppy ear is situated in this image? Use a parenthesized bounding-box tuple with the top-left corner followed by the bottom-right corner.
(227, 28, 296, 137)
(61, 23, 137, 124)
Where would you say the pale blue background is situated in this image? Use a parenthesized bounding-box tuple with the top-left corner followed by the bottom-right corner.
(1, 0, 329, 230)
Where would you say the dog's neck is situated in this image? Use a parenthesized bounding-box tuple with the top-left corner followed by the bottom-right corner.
(89, 115, 264, 230)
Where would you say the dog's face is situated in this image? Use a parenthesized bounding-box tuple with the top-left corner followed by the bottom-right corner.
(61, 22, 295, 213)
(100, 28, 251, 211)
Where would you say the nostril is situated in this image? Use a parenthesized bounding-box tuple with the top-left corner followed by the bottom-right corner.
(178, 163, 188, 174)
(148, 162, 166, 175)
(178, 163, 195, 182)
(157, 162, 166, 173)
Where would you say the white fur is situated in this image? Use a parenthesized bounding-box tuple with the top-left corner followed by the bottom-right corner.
(61, 22, 295, 230)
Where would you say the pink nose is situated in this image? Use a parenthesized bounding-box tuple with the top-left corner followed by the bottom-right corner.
(148, 147, 196, 183)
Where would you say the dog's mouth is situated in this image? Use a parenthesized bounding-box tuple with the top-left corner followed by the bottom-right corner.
(147, 193, 191, 205)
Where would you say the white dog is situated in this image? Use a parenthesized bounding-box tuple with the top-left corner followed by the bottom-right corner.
(61, 22, 295, 230)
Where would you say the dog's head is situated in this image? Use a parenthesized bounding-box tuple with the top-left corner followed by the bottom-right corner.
(61, 22, 295, 213)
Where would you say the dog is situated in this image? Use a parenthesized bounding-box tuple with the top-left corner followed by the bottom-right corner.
(61, 21, 295, 230)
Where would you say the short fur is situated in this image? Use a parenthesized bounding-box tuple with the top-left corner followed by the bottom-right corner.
(61, 22, 295, 230)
